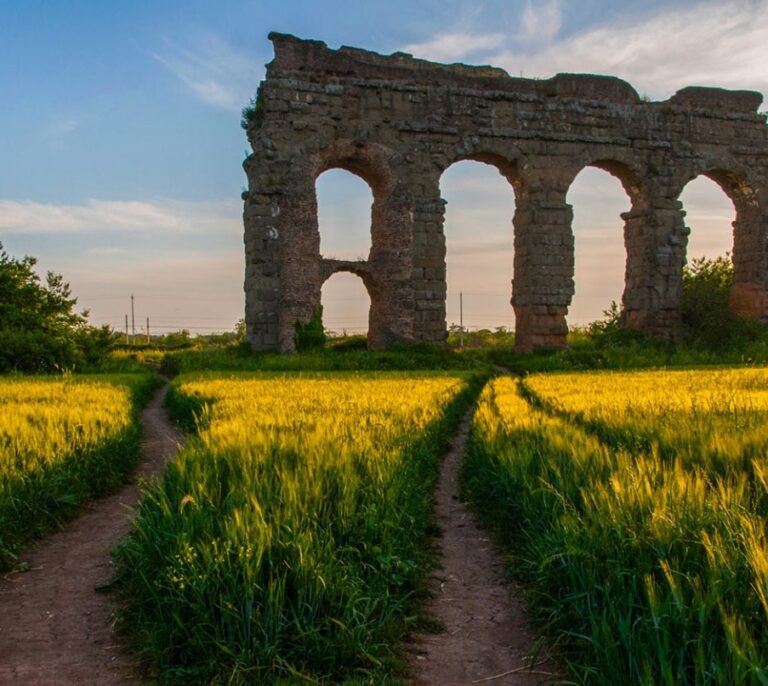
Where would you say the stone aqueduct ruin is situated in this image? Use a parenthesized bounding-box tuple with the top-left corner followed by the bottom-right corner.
(242, 33, 768, 352)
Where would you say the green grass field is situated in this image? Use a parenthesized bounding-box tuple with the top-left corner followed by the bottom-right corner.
(8, 344, 768, 685)
(112, 371, 486, 685)
(0, 373, 157, 570)
(465, 370, 768, 685)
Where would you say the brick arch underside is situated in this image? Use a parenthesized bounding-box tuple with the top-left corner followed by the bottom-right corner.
(319, 266, 374, 336)
(431, 146, 656, 350)
(434, 149, 522, 340)
(511, 150, 651, 350)
(272, 140, 415, 350)
(564, 158, 646, 330)
(248, 141, 767, 352)
(676, 163, 767, 320)
(252, 142, 767, 352)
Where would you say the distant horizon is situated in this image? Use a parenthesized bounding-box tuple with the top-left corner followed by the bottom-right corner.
(1, 0, 763, 337)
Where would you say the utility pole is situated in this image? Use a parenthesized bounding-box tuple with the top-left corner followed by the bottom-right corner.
(146, 317, 150, 345)
(459, 291, 464, 349)
(125, 315, 129, 345)
(130, 294, 135, 345)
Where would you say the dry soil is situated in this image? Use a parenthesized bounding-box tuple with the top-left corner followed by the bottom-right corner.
(407, 404, 556, 686)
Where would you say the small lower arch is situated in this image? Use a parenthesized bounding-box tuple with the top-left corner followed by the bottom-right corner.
(320, 270, 372, 341)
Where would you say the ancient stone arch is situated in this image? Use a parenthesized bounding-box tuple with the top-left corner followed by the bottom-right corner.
(242, 33, 768, 352)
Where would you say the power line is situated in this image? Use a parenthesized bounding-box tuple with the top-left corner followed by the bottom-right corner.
(79, 295, 245, 303)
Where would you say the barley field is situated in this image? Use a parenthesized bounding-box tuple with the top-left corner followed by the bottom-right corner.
(465, 369, 768, 685)
(113, 371, 479, 685)
(0, 374, 156, 569)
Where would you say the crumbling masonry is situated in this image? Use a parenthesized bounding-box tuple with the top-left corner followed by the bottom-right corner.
(242, 33, 768, 351)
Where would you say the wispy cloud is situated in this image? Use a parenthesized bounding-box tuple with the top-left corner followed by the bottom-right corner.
(152, 33, 261, 110)
(401, 1, 562, 64)
(85, 247, 128, 256)
(40, 114, 82, 138)
(401, 32, 505, 62)
(447, 238, 513, 257)
(491, 0, 768, 99)
(521, 0, 563, 44)
(401, 1, 766, 101)
(0, 198, 241, 235)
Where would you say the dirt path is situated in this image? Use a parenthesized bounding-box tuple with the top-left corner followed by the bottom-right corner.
(408, 403, 555, 686)
(0, 384, 183, 686)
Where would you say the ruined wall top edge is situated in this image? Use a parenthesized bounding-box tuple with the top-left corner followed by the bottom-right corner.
(266, 32, 764, 114)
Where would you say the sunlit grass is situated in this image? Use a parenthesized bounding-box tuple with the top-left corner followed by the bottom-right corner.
(0, 374, 156, 568)
(113, 371, 481, 685)
(465, 370, 768, 685)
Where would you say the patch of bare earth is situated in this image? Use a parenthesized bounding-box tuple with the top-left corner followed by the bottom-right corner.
(0, 384, 183, 686)
(407, 405, 556, 686)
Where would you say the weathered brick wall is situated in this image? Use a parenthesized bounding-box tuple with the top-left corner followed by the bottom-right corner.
(243, 33, 768, 352)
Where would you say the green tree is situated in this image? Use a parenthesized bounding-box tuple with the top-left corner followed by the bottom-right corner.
(680, 254, 736, 345)
(0, 247, 82, 332)
(586, 300, 622, 338)
(0, 242, 112, 372)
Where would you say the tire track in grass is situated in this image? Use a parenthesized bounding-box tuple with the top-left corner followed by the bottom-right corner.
(0, 383, 182, 686)
(407, 385, 556, 686)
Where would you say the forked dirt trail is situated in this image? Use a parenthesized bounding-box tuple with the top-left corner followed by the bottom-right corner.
(0, 384, 182, 686)
(408, 404, 555, 686)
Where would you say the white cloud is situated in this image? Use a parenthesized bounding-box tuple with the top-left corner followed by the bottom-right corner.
(85, 247, 127, 256)
(401, 32, 505, 62)
(400, 1, 562, 64)
(491, 0, 768, 100)
(521, 0, 563, 43)
(41, 115, 82, 138)
(152, 33, 262, 110)
(448, 238, 513, 257)
(0, 198, 241, 235)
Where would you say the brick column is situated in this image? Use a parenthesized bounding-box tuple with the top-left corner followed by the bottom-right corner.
(243, 148, 287, 351)
(621, 190, 687, 340)
(512, 182, 573, 351)
(368, 180, 416, 347)
(410, 173, 447, 345)
(244, 143, 324, 353)
(274, 179, 323, 352)
(731, 203, 768, 320)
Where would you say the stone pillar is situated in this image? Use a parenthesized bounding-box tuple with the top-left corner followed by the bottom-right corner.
(410, 174, 447, 344)
(367, 180, 416, 347)
(243, 154, 282, 351)
(274, 181, 323, 352)
(730, 203, 768, 320)
(244, 147, 323, 353)
(512, 181, 573, 351)
(621, 207, 651, 326)
(621, 190, 688, 340)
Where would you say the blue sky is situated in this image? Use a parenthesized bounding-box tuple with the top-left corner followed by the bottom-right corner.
(1, 0, 765, 334)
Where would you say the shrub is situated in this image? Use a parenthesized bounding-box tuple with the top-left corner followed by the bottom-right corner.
(681, 254, 764, 347)
(240, 86, 265, 131)
(681, 255, 734, 342)
(294, 306, 327, 351)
